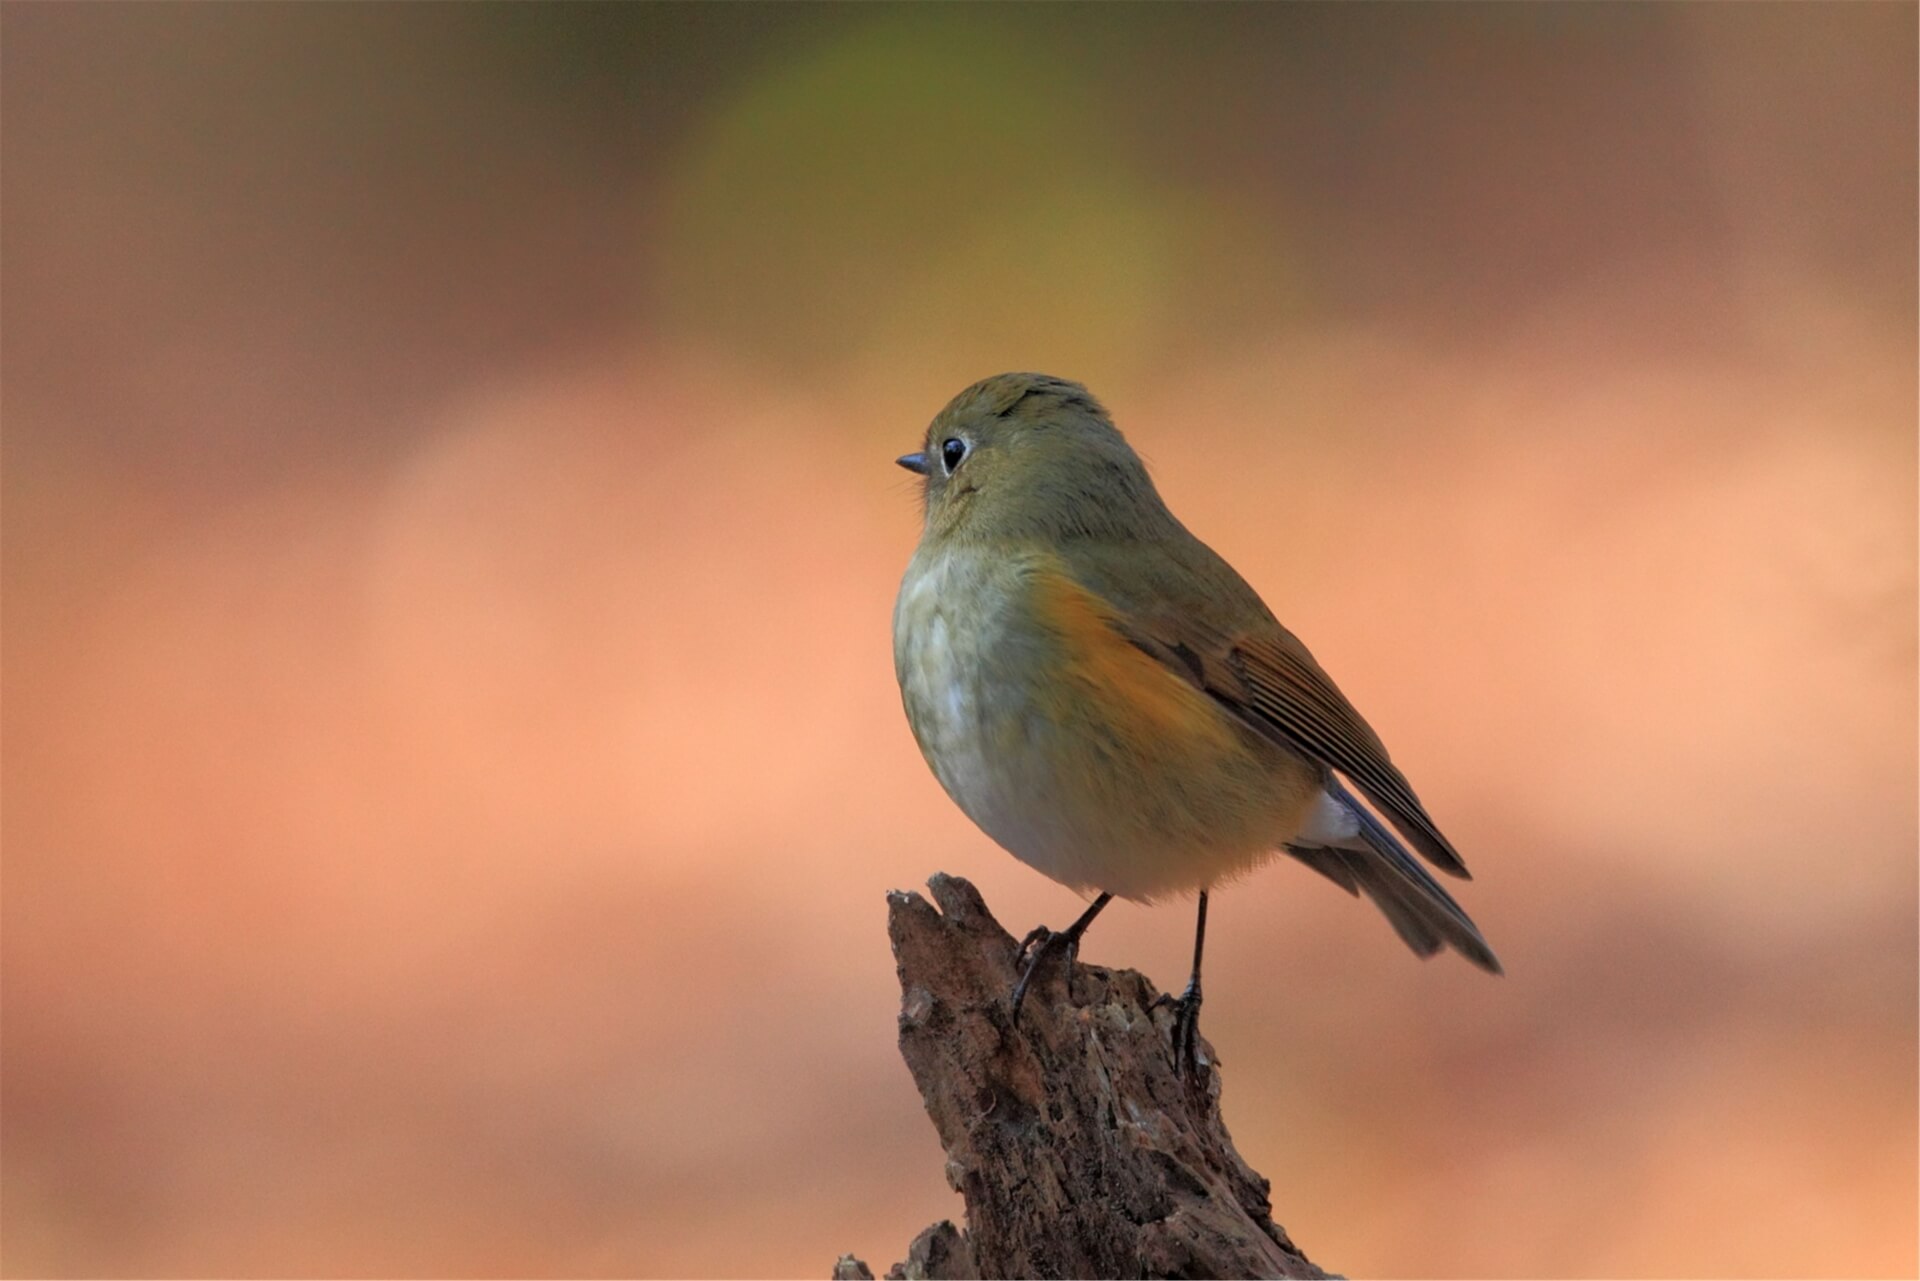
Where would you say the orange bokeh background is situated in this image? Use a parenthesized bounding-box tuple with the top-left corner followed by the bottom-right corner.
(3, 6, 1914, 1278)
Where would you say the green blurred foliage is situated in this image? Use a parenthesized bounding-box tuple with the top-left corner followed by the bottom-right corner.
(653, 9, 1304, 395)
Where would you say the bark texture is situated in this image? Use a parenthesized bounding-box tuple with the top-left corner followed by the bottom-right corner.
(841, 874, 1331, 1280)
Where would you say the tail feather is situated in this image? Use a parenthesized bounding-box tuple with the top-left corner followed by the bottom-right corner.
(1286, 779, 1502, 974)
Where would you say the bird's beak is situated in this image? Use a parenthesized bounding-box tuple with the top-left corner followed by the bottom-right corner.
(896, 452, 929, 475)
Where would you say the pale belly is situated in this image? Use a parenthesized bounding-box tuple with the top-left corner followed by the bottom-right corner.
(893, 549, 1318, 902)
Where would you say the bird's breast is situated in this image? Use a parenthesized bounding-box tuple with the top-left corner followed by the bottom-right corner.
(893, 546, 1317, 901)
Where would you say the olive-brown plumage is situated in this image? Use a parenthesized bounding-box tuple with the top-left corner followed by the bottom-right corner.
(892, 373, 1498, 1073)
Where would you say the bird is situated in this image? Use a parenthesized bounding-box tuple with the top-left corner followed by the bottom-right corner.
(891, 372, 1500, 1079)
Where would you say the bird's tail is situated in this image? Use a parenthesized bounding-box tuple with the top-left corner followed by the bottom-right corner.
(1284, 778, 1502, 974)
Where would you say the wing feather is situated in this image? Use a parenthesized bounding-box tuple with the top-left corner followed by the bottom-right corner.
(1225, 631, 1469, 877)
(1103, 584, 1471, 879)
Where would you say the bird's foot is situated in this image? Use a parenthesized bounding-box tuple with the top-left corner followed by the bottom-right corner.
(1008, 925, 1083, 1024)
(1171, 979, 1206, 1086)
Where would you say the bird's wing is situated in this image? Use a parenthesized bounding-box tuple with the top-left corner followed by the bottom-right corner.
(1074, 544, 1472, 879)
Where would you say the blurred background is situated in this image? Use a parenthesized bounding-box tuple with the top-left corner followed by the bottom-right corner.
(3, 4, 1914, 1277)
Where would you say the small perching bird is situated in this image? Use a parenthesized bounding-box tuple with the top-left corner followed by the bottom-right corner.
(892, 373, 1499, 1078)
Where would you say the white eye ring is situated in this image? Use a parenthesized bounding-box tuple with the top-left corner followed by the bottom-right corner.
(940, 436, 969, 475)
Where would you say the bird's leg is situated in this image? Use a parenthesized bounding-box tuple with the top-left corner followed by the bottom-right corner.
(1009, 892, 1113, 1023)
(1173, 890, 1209, 1082)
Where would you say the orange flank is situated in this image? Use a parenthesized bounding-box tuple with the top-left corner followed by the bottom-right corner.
(1026, 561, 1243, 758)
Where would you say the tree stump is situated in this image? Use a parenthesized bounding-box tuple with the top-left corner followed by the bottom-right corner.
(841, 874, 1331, 1280)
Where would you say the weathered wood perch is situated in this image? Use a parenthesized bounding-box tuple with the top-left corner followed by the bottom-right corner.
(836, 874, 1332, 1281)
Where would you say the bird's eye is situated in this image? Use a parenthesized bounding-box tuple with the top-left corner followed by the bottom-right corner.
(940, 437, 968, 474)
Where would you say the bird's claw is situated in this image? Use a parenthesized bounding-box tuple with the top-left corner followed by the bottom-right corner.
(1014, 924, 1052, 968)
(1009, 926, 1079, 1024)
(1171, 982, 1206, 1086)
